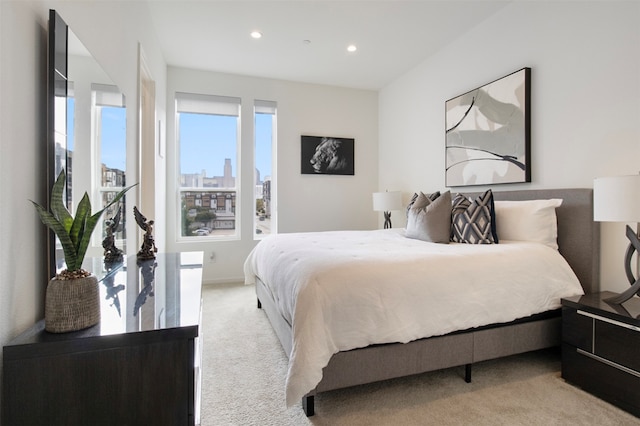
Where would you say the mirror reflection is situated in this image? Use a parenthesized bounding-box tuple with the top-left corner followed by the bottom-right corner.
(134, 259, 157, 317)
(53, 27, 128, 273)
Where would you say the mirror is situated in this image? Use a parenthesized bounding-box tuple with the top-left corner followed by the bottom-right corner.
(47, 10, 128, 278)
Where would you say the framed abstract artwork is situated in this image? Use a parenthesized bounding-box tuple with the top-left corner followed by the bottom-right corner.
(301, 135, 355, 175)
(445, 67, 531, 187)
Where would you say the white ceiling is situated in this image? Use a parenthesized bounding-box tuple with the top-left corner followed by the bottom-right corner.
(147, 0, 511, 90)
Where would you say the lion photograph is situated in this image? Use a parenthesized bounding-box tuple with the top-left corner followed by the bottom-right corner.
(301, 135, 355, 175)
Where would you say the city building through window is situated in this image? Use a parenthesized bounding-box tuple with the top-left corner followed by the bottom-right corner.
(254, 100, 276, 238)
(176, 92, 240, 238)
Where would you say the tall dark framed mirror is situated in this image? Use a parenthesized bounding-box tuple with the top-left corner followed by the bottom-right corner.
(47, 9, 68, 280)
(47, 10, 128, 279)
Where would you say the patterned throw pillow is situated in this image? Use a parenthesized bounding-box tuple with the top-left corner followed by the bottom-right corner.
(406, 191, 440, 218)
(451, 189, 498, 244)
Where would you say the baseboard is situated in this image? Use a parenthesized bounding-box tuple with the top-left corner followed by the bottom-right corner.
(202, 277, 245, 286)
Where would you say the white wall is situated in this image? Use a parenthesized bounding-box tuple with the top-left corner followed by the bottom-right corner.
(379, 1, 640, 293)
(0, 2, 48, 386)
(0, 0, 167, 414)
(166, 67, 379, 284)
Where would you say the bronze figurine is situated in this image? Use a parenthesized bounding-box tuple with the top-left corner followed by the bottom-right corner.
(102, 206, 124, 264)
(134, 206, 158, 260)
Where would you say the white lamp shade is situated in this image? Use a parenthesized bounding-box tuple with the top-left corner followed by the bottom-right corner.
(594, 175, 640, 222)
(372, 191, 402, 212)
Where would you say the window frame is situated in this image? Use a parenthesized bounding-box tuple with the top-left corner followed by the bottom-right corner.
(253, 100, 277, 239)
(90, 84, 127, 250)
(175, 92, 242, 242)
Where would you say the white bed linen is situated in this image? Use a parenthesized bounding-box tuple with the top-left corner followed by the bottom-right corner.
(243, 228, 584, 407)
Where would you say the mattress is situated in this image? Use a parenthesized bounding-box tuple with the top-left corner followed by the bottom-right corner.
(243, 228, 584, 406)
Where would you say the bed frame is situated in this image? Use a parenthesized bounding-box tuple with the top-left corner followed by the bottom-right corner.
(256, 188, 600, 416)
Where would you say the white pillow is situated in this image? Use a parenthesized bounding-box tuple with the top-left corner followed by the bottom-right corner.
(494, 199, 563, 249)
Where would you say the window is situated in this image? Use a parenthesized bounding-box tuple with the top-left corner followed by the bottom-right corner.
(254, 100, 276, 237)
(176, 92, 241, 239)
(92, 84, 127, 244)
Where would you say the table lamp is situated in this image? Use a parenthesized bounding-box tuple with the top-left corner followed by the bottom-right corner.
(373, 191, 402, 229)
(594, 174, 640, 304)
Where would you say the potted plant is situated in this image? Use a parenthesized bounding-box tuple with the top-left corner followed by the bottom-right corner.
(31, 169, 136, 332)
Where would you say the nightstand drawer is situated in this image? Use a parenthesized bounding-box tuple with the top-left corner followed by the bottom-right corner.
(562, 293, 640, 419)
(562, 307, 592, 350)
(596, 321, 640, 373)
(563, 343, 640, 417)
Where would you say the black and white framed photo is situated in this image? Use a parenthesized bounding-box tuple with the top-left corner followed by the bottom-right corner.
(301, 135, 355, 175)
(445, 67, 531, 187)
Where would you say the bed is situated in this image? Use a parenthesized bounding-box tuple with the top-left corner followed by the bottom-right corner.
(244, 188, 600, 416)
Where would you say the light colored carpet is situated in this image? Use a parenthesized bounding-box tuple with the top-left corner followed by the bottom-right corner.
(199, 283, 640, 426)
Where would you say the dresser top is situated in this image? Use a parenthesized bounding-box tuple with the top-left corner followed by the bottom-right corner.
(562, 291, 640, 327)
(5, 252, 203, 349)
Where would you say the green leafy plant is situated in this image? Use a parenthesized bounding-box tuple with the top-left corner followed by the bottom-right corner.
(31, 169, 136, 278)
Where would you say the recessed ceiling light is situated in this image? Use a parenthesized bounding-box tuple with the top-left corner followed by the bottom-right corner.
(251, 31, 263, 39)
(347, 44, 357, 53)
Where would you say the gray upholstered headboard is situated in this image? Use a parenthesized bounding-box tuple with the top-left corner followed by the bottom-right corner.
(465, 188, 600, 294)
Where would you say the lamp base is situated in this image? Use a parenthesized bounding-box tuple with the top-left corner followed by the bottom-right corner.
(604, 225, 640, 305)
(383, 211, 392, 229)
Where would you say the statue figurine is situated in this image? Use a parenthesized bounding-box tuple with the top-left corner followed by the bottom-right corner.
(134, 206, 158, 260)
(102, 206, 124, 264)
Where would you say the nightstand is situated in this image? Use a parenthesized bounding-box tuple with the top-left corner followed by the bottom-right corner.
(561, 292, 640, 417)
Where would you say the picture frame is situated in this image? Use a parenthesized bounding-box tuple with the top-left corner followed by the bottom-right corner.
(301, 135, 355, 175)
(445, 67, 531, 187)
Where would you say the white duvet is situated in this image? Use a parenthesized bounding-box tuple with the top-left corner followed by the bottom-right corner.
(243, 228, 584, 407)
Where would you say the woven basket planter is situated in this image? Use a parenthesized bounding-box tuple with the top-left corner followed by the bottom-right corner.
(45, 274, 101, 333)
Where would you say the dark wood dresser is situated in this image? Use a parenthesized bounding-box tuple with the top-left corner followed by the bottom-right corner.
(2, 252, 204, 426)
(561, 292, 640, 418)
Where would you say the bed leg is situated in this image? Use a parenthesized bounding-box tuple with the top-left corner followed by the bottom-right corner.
(465, 364, 472, 383)
(257, 298, 262, 309)
(302, 395, 315, 417)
